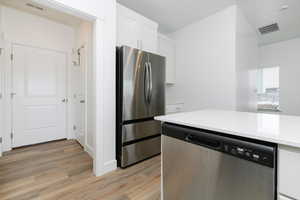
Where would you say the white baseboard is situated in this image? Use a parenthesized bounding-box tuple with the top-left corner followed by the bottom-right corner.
(102, 159, 117, 174)
(85, 144, 94, 158)
(84, 145, 116, 176)
(3, 145, 12, 153)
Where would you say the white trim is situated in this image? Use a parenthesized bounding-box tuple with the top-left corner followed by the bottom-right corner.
(158, 33, 174, 42)
(85, 143, 94, 158)
(31, 0, 98, 22)
(103, 160, 117, 174)
(0, 37, 4, 157)
(38, 2, 110, 177)
(3, 40, 12, 152)
(67, 47, 74, 140)
(7, 42, 70, 55)
(83, 43, 89, 155)
(93, 19, 105, 176)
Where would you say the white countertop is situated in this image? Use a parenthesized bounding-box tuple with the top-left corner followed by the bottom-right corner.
(155, 109, 300, 148)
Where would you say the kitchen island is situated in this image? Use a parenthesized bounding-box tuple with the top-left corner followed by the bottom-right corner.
(155, 109, 300, 200)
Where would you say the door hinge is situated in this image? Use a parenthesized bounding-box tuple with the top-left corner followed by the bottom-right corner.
(62, 98, 68, 103)
(0, 137, 2, 143)
(10, 53, 13, 61)
(10, 93, 16, 99)
(10, 133, 13, 139)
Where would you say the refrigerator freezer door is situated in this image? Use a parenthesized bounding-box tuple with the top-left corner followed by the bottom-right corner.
(122, 120, 161, 143)
(121, 46, 165, 121)
(121, 136, 161, 167)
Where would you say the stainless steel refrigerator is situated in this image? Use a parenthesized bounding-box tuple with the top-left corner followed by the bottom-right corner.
(116, 46, 165, 168)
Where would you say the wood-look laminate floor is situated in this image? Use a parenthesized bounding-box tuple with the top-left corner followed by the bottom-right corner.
(0, 140, 161, 200)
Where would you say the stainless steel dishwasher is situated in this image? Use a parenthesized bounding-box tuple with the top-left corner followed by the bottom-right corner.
(162, 123, 277, 200)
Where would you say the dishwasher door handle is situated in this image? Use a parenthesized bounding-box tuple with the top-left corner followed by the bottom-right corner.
(185, 134, 221, 149)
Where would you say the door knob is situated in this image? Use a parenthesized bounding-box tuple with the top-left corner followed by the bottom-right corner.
(62, 98, 68, 103)
(80, 100, 85, 103)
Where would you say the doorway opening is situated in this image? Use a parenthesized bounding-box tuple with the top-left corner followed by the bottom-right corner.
(0, 0, 96, 167)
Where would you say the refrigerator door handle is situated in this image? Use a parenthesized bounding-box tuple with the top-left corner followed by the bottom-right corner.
(144, 62, 149, 104)
(148, 62, 153, 104)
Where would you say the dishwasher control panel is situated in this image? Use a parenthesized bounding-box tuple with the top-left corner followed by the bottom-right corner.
(222, 143, 274, 167)
(162, 123, 276, 168)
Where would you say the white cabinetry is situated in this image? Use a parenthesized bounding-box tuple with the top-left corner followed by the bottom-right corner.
(278, 145, 300, 200)
(140, 25, 157, 53)
(117, 15, 138, 48)
(117, 4, 158, 53)
(158, 34, 176, 84)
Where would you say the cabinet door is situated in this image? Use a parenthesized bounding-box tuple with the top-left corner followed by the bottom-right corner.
(279, 146, 300, 200)
(117, 15, 138, 48)
(139, 25, 157, 53)
(158, 35, 176, 84)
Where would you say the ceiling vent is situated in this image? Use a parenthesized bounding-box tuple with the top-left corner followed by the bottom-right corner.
(26, 3, 44, 11)
(258, 23, 280, 35)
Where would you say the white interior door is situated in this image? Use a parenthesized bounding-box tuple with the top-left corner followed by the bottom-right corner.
(12, 44, 67, 148)
(75, 47, 86, 147)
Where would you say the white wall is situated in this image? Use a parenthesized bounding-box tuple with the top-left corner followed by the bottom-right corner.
(1, 6, 75, 52)
(0, 5, 76, 151)
(235, 7, 259, 112)
(158, 33, 176, 84)
(51, 0, 117, 175)
(75, 22, 95, 156)
(260, 37, 300, 116)
(167, 5, 237, 111)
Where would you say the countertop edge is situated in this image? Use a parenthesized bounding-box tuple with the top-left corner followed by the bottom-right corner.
(155, 117, 300, 149)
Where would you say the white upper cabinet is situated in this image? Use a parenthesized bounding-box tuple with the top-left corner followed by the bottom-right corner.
(117, 4, 158, 53)
(117, 14, 139, 48)
(140, 25, 157, 53)
(158, 34, 176, 84)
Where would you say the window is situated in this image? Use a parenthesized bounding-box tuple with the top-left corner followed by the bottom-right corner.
(257, 67, 280, 111)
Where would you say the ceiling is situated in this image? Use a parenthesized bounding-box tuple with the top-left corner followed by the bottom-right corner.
(118, 0, 300, 45)
(0, 0, 84, 27)
(117, 0, 236, 33)
(2, 0, 299, 45)
(237, 0, 300, 45)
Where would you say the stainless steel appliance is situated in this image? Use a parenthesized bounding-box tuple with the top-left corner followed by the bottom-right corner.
(116, 46, 165, 168)
(162, 123, 277, 200)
